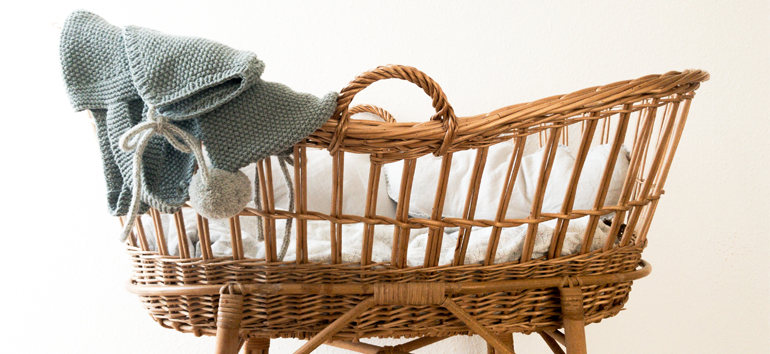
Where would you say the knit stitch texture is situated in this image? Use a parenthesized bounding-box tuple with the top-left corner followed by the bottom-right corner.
(60, 10, 338, 217)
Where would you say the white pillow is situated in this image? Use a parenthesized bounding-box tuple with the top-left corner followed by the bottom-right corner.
(383, 143, 574, 219)
(573, 144, 631, 210)
(242, 149, 398, 218)
(383, 143, 630, 220)
(508, 145, 576, 217)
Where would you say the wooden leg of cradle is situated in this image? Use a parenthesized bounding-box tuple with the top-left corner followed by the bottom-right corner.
(560, 287, 587, 354)
(486, 333, 514, 354)
(243, 338, 270, 354)
(394, 336, 450, 352)
(214, 293, 245, 354)
(442, 298, 514, 354)
(538, 331, 565, 354)
(294, 297, 376, 354)
(325, 340, 391, 354)
(326, 335, 449, 354)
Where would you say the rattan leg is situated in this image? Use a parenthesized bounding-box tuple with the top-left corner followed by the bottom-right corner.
(496, 333, 515, 354)
(326, 336, 448, 354)
(325, 340, 389, 353)
(393, 336, 450, 352)
(544, 330, 566, 347)
(538, 332, 565, 354)
(486, 333, 514, 354)
(243, 338, 270, 354)
(215, 293, 244, 354)
(559, 287, 587, 354)
(442, 298, 514, 354)
(294, 297, 376, 354)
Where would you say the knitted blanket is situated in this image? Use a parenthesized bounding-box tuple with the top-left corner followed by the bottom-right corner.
(60, 11, 338, 221)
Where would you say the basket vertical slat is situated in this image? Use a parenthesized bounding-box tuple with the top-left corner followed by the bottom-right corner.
(633, 102, 653, 186)
(635, 100, 679, 241)
(631, 106, 644, 156)
(562, 122, 570, 146)
(603, 108, 648, 249)
(612, 99, 659, 247)
(521, 127, 562, 261)
(578, 107, 631, 254)
(637, 97, 693, 243)
(150, 208, 168, 255)
(484, 135, 527, 266)
(119, 216, 138, 248)
(635, 102, 660, 199)
(361, 160, 382, 266)
(634, 98, 684, 244)
(392, 158, 417, 268)
(256, 160, 277, 262)
(197, 214, 213, 260)
(549, 113, 599, 259)
(173, 210, 190, 258)
(424, 153, 453, 267)
(265, 158, 279, 261)
(654, 103, 672, 150)
(229, 216, 243, 260)
(294, 145, 309, 264)
(600, 114, 611, 145)
(623, 98, 679, 244)
(453, 146, 490, 266)
(134, 214, 151, 251)
(330, 151, 345, 264)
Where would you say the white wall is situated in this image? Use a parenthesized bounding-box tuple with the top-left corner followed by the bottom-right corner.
(1, 1, 767, 353)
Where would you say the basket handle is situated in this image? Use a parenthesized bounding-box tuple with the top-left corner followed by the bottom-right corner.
(328, 64, 458, 156)
(349, 104, 396, 123)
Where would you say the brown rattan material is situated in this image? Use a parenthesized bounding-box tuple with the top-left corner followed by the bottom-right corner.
(116, 65, 708, 354)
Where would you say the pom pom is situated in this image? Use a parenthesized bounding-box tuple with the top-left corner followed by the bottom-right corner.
(189, 167, 251, 220)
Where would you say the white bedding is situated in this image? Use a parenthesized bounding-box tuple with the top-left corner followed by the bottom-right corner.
(138, 210, 613, 265)
(136, 142, 625, 265)
(383, 143, 630, 219)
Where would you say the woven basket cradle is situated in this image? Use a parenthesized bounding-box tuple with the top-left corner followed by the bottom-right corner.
(118, 65, 709, 354)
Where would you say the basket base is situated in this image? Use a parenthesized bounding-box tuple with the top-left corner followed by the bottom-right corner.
(227, 316, 577, 354)
(129, 243, 647, 354)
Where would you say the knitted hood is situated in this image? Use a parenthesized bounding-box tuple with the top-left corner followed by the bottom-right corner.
(60, 10, 338, 224)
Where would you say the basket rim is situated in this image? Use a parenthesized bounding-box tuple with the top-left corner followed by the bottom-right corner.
(305, 68, 709, 161)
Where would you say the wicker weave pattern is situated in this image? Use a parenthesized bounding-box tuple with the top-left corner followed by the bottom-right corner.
(131, 242, 642, 339)
(120, 65, 708, 351)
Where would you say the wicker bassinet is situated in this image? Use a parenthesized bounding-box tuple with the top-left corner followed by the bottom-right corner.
(116, 65, 709, 354)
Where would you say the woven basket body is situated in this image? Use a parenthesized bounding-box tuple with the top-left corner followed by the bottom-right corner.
(131, 243, 643, 339)
(122, 66, 708, 352)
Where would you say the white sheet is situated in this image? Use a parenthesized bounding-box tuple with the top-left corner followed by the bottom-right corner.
(383, 143, 630, 219)
(135, 143, 624, 265)
(139, 211, 613, 266)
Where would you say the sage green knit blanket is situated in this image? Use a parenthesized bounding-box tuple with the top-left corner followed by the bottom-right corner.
(60, 10, 338, 218)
